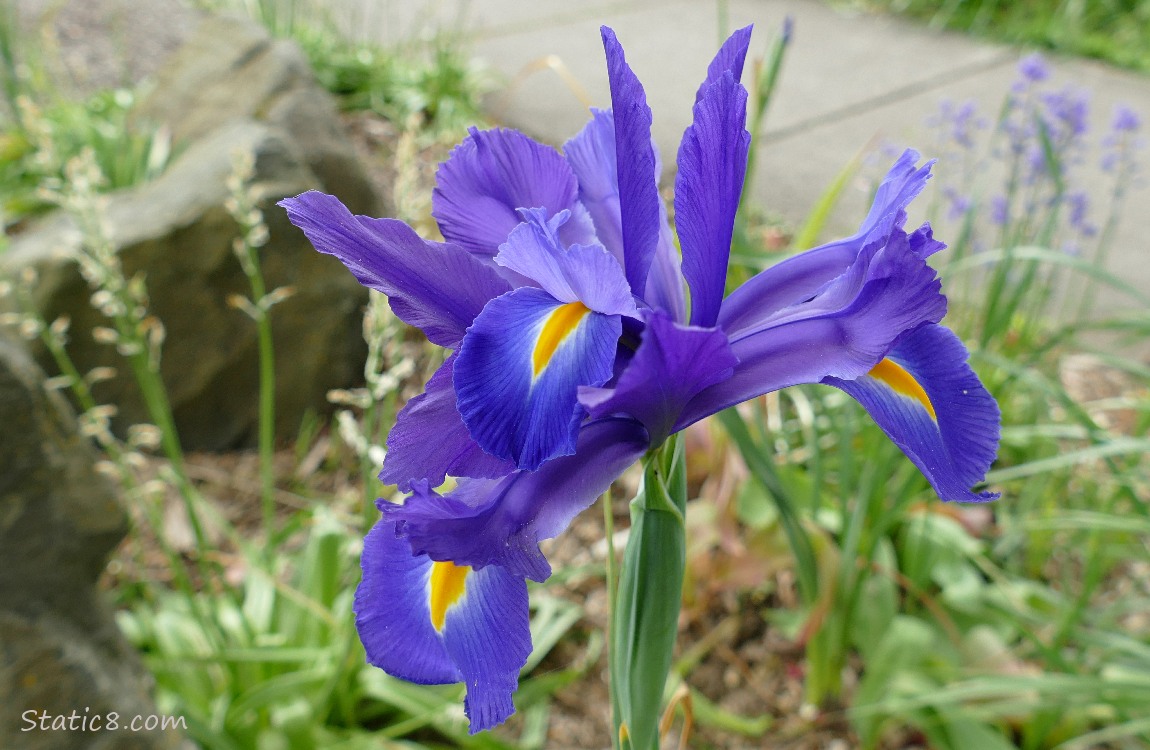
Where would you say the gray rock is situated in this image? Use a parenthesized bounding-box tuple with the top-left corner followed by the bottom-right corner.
(0, 330, 182, 750)
(2, 14, 378, 449)
(11, 0, 199, 101)
(135, 14, 378, 217)
(3, 118, 369, 448)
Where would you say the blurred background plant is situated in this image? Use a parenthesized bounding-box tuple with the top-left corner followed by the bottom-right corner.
(195, 0, 493, 141)
(839, 0, 1150, 74)
(1, 1, 1148, 748)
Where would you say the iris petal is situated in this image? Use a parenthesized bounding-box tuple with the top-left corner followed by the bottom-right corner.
(678, 226, 947, 428)
(581, 310, 737, 444)
(432, 127, 595, 257)
(454, 287, 621, 471)
(695, 24, 754, 103)
(496, 208, 637, 316)
(719, 149, 936, 336)
(355, 520, 531, 734)
(279, 191, 510, 348)
(600, 27, 661, 296)
(440, 559, 533, 733)
(564, 109, 687, 320)
(676, 68, 750, 327)
(380, 352, 514, 492)
(823, 324, 1000, 502)
(355, 521, 460, 685)
(386, 417, 650, 581)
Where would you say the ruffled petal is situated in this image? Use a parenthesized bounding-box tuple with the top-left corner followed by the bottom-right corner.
(454, 287, 622, 471)
(694, 24, 753, 103)
(386, 417, 650, 581)
(718, 150, 935, 336)
(355, 520, 461, 685)
(432, 127, 595, 257)
(678, 226, 947, 428)
(676, 69, 750, 327)
(355, 520, 531, 734)
(496, 208, 637, 316)
(280, 191, 511, 348)
(600, 27, 661, 296)
(823, 324, 1000, 502)
(440, 560, 532, 733)
(581, 310, 737, 444)
(564, 109, 686, 320)
(380, 353, 514, 491)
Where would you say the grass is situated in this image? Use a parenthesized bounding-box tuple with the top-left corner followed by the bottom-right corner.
(849, 0, 1150, 74)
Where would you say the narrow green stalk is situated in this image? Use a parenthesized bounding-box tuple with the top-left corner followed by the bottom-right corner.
(741, 20, 791, 208)
(226, 155, 281, 547)
(610, 435, 687, 750)
(243, 245, 278, 541)
(602, 490, 619, 741)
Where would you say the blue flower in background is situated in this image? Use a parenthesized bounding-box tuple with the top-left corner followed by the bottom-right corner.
(282, 24, 1000, 733)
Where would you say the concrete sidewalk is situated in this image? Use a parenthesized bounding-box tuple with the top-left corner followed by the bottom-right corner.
(357, 1, 1150, 339)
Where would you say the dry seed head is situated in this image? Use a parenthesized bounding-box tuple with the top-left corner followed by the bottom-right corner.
(246, 223, 269, 248)
(127, 423, 163, 451)
(86, 366, 117, 384)
(263, 286, 295, 308)
(19, 318, 43, 339)
(44, 375, 75, 391)
(115, 340, 143, 357)
(92, 326, 119, 344)
(49, 316, 71, 336)
(94, 460, 120, 480)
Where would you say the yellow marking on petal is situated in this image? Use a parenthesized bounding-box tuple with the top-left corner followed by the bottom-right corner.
(868, 357, 937, 420)
(532, 302, 591, 377)
(429, 561, 471, 632)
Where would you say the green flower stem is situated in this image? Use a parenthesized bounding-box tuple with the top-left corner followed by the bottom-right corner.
(239, 241, 279, 545)
(609, 435, 687, 750)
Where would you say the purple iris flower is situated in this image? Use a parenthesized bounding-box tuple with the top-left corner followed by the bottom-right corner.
(281, 25, 1000, 733)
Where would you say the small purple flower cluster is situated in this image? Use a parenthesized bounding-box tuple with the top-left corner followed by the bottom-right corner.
(922, 53, 1144, 251)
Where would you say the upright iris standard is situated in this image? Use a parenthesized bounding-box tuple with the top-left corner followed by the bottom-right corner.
(282, 24, 1000, 738)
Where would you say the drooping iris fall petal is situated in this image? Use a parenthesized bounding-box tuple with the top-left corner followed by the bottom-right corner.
(823, 323, 1001, 502)
(356, 521, 531, 733)
(453, 287, 622, 471)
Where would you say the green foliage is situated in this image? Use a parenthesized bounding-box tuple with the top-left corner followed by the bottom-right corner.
(298, 29, 492, 138)
(852, 0, 1150, 73)
(0, 90, 172, 233)
(203, 0, 493, 139)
